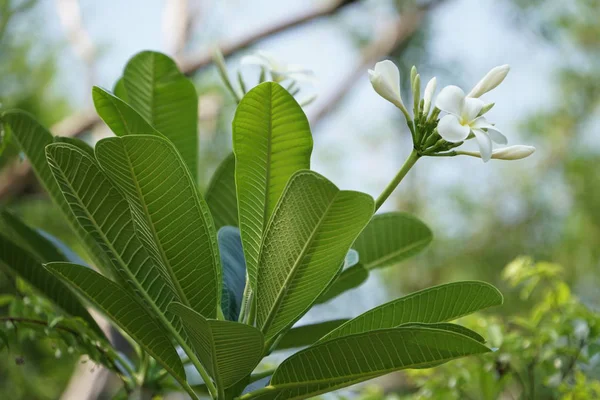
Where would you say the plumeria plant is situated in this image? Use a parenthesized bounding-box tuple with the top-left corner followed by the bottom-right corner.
(0, 51, 529, 400)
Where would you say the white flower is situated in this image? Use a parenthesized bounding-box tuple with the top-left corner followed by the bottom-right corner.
(368, 60, 410, 117)
(423, 77, 437, 115)
(459, 145, 535, 161)
(435, 85, 507, 162)
(468, 65, 510, 98)
(241, 51, 315, 83)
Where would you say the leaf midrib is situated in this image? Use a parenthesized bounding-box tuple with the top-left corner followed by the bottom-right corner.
(260, 188, 338, 338)
(117, 140, 192, 309)
(364, 237, 431, 269)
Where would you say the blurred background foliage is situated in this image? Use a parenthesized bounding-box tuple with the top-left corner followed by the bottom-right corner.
(0, 0, 599, 398)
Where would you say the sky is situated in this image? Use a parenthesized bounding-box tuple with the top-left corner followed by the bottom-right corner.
(33, 0, 563, 313)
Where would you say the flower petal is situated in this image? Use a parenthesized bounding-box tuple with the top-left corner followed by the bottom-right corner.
(435, 85, 465, 116)
(423, 77, 437, 114)
(437, 115, 470, 142)
(473, 129, 493, 162)
(462, 97, 484, 121)
(240, 54, 272, 69)
(472, 117, 507, 144)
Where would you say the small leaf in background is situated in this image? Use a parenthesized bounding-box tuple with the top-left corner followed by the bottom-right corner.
(170, 302, 264, 389)
(205, 153, 238, 230)
(353, 212, 433, 270)
(218, 226, 246, 321)
(315, 263, 369, 304)
(121, 51, 199, 179)
(320, 281, 503, 342)
(95, 135, 221, 318)
(233, 82, 313, 291)
(256, 171, 374, 342)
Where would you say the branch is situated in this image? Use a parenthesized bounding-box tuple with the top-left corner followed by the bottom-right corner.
(0, 0, 357, 201)
(309, 7, 428, 125)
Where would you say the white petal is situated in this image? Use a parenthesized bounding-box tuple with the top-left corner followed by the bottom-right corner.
(437, 115, 470, 142)
(423, 77, 437, 114)
(369, 61, 405, 110)
(462, 97, 484, 122)
(473, 129, 493, 162)
(472, 117, 507, 144)
(468, 64, 510, 98)
(435, 85, 465, 116)
(492, 145, 535, 160)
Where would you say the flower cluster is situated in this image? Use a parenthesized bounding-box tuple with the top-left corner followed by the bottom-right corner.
(368, 61, 535, 162)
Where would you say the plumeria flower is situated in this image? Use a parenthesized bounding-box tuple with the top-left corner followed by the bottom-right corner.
(435, 85, 507, 162)
(368, 60, 410, 119)
(241, 51, 316, 83)
(458, 145, 536, 161)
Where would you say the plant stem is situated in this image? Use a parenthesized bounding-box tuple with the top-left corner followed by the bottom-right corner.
(374, 149, 420, 211)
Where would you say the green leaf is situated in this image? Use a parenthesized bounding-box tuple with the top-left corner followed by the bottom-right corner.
(245, 327, 490, 400)
(95, 135, 221, 318)
(0, 210, 66, 262)
(275, 319, 349, 351)
(0, 234, 103, 337)
(233, 82, 313, 291)
(121, 51, 198, 179)
(401, 322, 486, 343)
(256, 171, 374, 342)
(218, 227, 246, 321)
(315, 263, 369, 305)
(205, 153, 238, 230)
(1, 111, 112, 276)
(44, 142, 186, 341)
(46, 262, 185, 381)
(113, 77, 128, 101)
(353, 212, 433, 270)
(319, 281, 503, 342)
(169, 302, 264, 388)
(92, 86, 160, 136)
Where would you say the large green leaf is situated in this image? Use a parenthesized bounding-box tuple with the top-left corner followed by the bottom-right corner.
(256, 171, 374, 343)
(1, 111, 111, 275)
(95, 135, 221, 318)
(0, 235, 103, 337)
(242, 327, 490, 400)
(319, 281, 503, 342)
(401, 322, 485, 343)
(169, 302, 264, 389)
(121, 51, 198, 179)
(274, 319, 349, 351)
(44, 142, 187, 339)
(218, 226, 246, 321)
(232, 82, 313, 290)
(205, 153, 238, 230)
(353, 212, 433, 270)
(46, 262, 185, 382)
(315, 263, 369, 304)
(92, 86, 159, 136)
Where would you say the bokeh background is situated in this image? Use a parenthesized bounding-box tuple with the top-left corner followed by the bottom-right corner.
(0, 0, 599, 398)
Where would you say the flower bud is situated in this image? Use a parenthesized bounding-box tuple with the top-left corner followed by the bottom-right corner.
(491, 145, 535, 160)
(368, 60, 409, 117)
(468, 65, 510, 98)
(423, 77, 437, 115)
